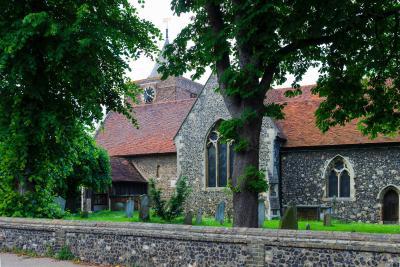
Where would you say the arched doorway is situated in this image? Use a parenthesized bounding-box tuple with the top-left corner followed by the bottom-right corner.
(383, 189, 399, 223)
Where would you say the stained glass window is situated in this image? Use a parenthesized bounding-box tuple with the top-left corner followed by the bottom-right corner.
(207, 144, 216, 187)
(206, 123, 234, 188)
(326, 156, 353, 199)
(328, 170, 338, 197)
(218, 143, 227, 187)
(340, 170, 350, 197)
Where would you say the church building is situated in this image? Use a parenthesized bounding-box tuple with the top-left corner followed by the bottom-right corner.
(95, 40, 400, 224)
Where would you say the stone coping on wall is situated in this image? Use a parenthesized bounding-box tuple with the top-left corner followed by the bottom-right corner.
(0, 217, 399, 254)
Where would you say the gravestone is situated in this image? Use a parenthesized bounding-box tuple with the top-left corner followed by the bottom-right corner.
(184, 211, 193, 225)
(279, 202, 298, 230)
(139, 195, 150, 222)
(196, 209, 203, 225)
(215, 201, 225, 224)
(54, 196, 66, 212)
(81, 198, 91, 218)
(306, 223, 311, 230)
(258, 199, 265, 228)
(126, 198, 134, 218)
(323, 213, 332, 226)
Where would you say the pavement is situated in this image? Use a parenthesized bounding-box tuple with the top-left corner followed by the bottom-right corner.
(0, 253, 98, 267)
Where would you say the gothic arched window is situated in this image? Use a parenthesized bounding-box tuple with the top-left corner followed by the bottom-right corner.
(206, 123, 234, 188)
(326, 156, 353, 198)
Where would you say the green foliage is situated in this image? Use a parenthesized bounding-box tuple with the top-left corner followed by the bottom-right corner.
(160, 0, 400, 227)
(0, 0, 158, 217)
(229, 165, 268, 193)
(56, 133, 111, 212)
(57, 245, 76, 261)
(162, 1, 400, 138)
(45, 244, 55, 257)
(280, 203, 298, 230)
(148, 178, 167, 219)
(148, 176, 191, 221)
(244, 166, 268, 193)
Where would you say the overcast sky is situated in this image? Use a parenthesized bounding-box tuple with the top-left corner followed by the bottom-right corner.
(127, 0, 319, 87)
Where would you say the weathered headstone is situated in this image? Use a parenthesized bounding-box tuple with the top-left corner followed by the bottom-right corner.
(323, 213, 332, 226)
(258, 199, 265, 228)
(54, 196, 66, 212)
(306, 223, 311, 230)
(196, 208, 203, 225)
(139, 194, 150, 222)
(126, 198, 134, 218)
(81, 198, 91, 218)
(279, 202, 298, 230)
(215, 201, 225, 224)
(184, 211, 193, 225)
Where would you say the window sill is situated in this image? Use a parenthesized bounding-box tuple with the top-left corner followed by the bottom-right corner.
(322, 197, 355, 202)
(203, 187, 227, 192)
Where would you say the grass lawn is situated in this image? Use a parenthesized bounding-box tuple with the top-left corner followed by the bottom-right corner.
(64, 210, 400, 234)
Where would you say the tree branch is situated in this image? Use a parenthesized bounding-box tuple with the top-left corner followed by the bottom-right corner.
(259, 6, 400, 89)
(204, 2, 231, 88)
(205, 1, 241, 109)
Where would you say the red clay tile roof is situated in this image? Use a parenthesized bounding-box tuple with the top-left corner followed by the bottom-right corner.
(110, 157, 147, 183)
(96, 99, 195, 156)
(266, 85, 400, 147)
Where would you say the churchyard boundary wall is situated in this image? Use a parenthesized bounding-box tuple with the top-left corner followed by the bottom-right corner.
(0, 217, 399, 266)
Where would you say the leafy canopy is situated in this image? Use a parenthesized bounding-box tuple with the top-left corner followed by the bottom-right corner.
(0, 0, 159, 217)
(56, 132, 111, 212)
(161, 0, 400, 138)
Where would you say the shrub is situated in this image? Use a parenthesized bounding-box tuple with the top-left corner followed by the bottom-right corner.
(148, 179, 167, 219)
(148, 176, 191, 221)
(280, 203, 298, 230)
(57, 245, 75, 261)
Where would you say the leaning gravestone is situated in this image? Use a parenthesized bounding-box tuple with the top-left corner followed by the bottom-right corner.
(139, 195, 150, 222)
(323, 213, 332, 226)
(196, 208, 203, 225)
(54, 196, 66, 212)
(306, 223, 311, 230)
(126, 198, 134, 218)
(258, 199, 265, 228)
(215, 201, 225, 224)
(279, 202, 298, 230)
(184, 211, 193, 225)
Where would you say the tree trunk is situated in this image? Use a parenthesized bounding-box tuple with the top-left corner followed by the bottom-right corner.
(232, 114, 263, 227)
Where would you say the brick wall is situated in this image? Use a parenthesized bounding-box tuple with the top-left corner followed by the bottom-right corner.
(0, 218, 399, 267)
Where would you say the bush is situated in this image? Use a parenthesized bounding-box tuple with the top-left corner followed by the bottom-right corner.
(149, 176, 191, 221)
(280, 203, 298, 230)
(57, 245, 75, 261)
(148, 179, 167, 219)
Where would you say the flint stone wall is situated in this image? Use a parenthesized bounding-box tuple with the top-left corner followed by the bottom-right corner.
(0, 217, 399, 267)
(281, 145, 400, 223)
(175, 75, 278, 217)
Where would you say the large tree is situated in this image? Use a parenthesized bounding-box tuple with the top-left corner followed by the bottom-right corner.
(0, 0, 159, 217)
(56, 132, 111, 213)
(160, 1, 400, 227)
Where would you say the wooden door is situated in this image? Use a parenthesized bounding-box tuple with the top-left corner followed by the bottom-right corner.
(383, 189, 399, 223)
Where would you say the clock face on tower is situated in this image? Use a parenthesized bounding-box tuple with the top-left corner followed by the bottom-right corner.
(143, 87, 155, 103)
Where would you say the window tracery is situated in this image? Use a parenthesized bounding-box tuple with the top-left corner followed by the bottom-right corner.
(206, 124, 234, 188)
(326, 156, 353, 198)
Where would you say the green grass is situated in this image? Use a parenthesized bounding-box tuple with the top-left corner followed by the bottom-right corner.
(263, 219, 400, 234)
(64, 210, 232, 226)
(64, 210, 400, 234)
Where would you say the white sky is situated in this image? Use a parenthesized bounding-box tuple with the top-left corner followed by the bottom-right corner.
(127, 0, 319, 87)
